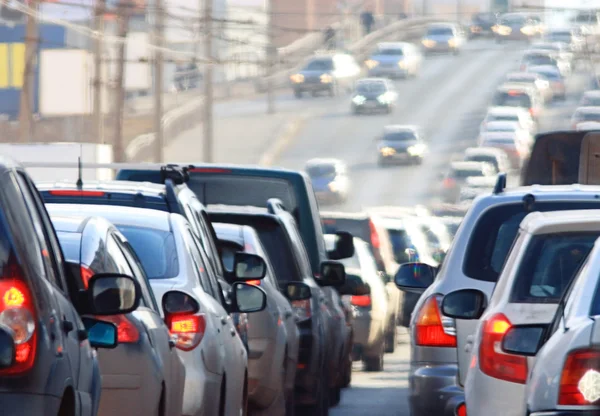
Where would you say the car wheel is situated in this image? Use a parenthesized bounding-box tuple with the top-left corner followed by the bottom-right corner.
(363, 349, 384, 372)
(329, 386, 341, 407)
(341, 352, 352, 388)
(294, 90, 302, 99)
(384, 325, 396, 353)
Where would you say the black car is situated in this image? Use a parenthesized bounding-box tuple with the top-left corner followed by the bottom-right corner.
(494, 13, 539, 42)
(208, 200, 353, 412)
(376, 125, 427, 165)
(469, 12, 497, 37)
(351, 78, 397, 114)
(289, 53, 361, 98)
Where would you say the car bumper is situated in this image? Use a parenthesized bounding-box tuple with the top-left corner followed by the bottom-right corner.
(352, 317, 384, 357)
(353, 102, 390, 112)
(179, 350, 221, 416)
(293, 83, 332, 92)
(496, 32, 530, 40)
(294, 323, 321, 405)
(530, 412, 600, 416)
(379, 151, 419, 163)
(368, 67, 408, 78)
(409, 363, 464, 416)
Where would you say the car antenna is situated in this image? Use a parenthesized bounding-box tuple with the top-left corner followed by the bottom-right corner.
(76, 144, 83, 189)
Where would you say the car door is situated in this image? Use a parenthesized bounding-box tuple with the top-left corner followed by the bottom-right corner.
(113, 233, 185, 416)
(14, 172, 95, 409)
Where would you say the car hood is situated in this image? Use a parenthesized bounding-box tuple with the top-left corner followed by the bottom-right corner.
(424, 34, 453, 42)
(380, 139, 417, 150)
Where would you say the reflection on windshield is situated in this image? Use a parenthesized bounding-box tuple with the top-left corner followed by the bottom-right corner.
(357, 83, 387, 94)
(304, 60, 333, 71)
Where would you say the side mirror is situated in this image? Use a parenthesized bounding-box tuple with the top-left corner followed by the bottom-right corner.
(233, 252, 266, 281)
(162, 290, 200, 316)
(87, 273, 141, 315)
(284, 281, 312, 301)
(82, 317, 118, 349)
(441, 289, 487, 320)
(0, 326, 15, 368)
(394, 262, 436, 294)
(318, 261, 346, 287)
(328, 231, 355, 260)
(501, 325, 547, 356)
(231, 282, 267, 313)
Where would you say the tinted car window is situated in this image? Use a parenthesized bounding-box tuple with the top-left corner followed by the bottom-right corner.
(384, 131, 416, 141)
(117, 226, 179, 279)
(56, 231, 81, 264)
(356, 83, 387, 94)
(427, 27, 453, 36)
(583, 96, 600, 106)
(377, 47, 403, 56)
(451, 169, 485, 178)
(255, 221, 301, 283)
(493, 92, 532, 108)
(306, 164, 336, 178)
(524, 55, 556, 66)
(466, 155, 499, 170)
(465, 202, 600, 282)
(510, 232, 597, 302)
(574, 111, 600, 122)
(304, 59, 333, 71)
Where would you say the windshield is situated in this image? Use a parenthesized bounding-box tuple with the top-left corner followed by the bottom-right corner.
(486, 124, 516, 132)
(306, 164, 335, 178)
(116, 226, 179, 279)
(500, 16, 526, 25)
(510, 232, 597, 302)
(427, 27, 453, 36)
(304, 59, 333, 71)
(383, 131, 416, 141)
(524, 55, 556, 66)
(377, 48, 403, 56)
(532, 69, 560, 80)
(493, 92, 532, 108)
(356, 83, 387, 94)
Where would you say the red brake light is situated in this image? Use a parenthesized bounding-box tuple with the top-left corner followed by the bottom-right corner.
(0, 257, 37, 375)
(369, 219, 380, 249)
(322, 219, 336, 225)
(100, 315, 140, 344)
(414, 295, 457, 347)
(479, 313, 527, 384)
(529, 108, 535, 117)
(187, 168, 232, 173)
(48, 190, 105, 197)
(167, 314, 206, 351)
(456, 403, 467, 416)
(351, 295, 371, 307)
(508, 90, 521, 96)
(80, 265, 94, 289)
(443, 178, 456, 188)
(558, 349, 600, 405)
(245, 279, 261, 286)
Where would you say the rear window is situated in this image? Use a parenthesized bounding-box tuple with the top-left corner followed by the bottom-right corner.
(56, 231, 81, 264)
(466, 155, 499, 170)
(533, 70, 560, 80)
(304, 59, 333, 71)
(524, 55, 556, 66)
(322, 218, 369, 242)
(356, 83, 387, 94)
(583, 96, 600, 106)
(377, 48, 403, 56)
(116, 226, 179, 279)
(493, 92, 532, 108)
(574, 111, 600, 122)
(254, 221, 300, 283)
(486, 124, 516, 132)
(490, 115, 519, 122)
(510, 232, 597, 303)
(427, 27, 453, 36)
(306, 164, 335, 178)
(451, 168, 484, 178)
(464, 202, 600, 282)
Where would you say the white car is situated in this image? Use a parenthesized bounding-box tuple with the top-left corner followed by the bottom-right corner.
(481, 106, 537, 135)
(478, 132, 530, 169)
(576, 120, 600, 131)
(463, 147, 513, 174)
(527, 65, 567, 100)
(442, 209, 600, 416)
(480, 120, 533, 145)
(571, 106, 600, 129)
(504, 71, 553, 103)
(580, 89, 600, 107)
(47, 204, 266, 416)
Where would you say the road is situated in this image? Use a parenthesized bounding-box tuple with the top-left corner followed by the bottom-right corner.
(162, 38, 592, 414)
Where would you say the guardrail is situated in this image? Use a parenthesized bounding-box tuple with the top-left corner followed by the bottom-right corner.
(126, 17, 445, 162)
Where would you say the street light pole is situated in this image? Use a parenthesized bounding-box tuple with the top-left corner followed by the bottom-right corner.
(18, 0, 39, 143)
(266, 0, 275, 114)
(203, 0, 214, 162)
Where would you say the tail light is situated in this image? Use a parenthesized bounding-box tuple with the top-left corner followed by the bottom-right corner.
(456, 403, 467, 416)
(479, 313, 527, 384)
(443, 178, 456, 188)
(245, 280, 261, 286)
(369, 219, 380, 249)
(351, 295, 371, 307)
(48, 190, 105, 197)
(0, 259, 37, 374)
(291, 299, 312, 322)
(529, 108, 535, 117)
(100, 315, 140, 344)
(80, 265, 94, 289)
(558, 349, 600, 405)
(414, 295, 456, 347)
(167, 314, 207, 351)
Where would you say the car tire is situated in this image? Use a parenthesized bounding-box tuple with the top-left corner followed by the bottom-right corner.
(294, 90, 302, 99)
(341, 352, 352, 388)
(384, 325, 396, 353)
(363, 350, 384, 372)
(285, 390, 296, 416)
(329, 386, 341, 407)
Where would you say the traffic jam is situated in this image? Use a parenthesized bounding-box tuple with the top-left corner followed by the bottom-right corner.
(3, 7, 600, 416)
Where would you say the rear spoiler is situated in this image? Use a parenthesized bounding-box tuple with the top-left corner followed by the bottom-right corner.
(520, 131, 600, 186)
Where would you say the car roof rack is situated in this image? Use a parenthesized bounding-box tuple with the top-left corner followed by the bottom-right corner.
(493, 173, 507, 194)
(266, 198, 287, 215)
(160, 164, 189, 185)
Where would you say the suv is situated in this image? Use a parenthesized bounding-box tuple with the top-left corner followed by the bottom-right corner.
(0, 156, 137, 415)
(208, 200, 351, 413)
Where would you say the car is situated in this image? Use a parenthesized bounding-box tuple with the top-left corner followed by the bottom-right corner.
(440, 161, 497, 203)
(463, 146, 513, 174)
(320, 211, 401, 349)
(207, 202, 349, 413)
(526, 65, 567, 100)
(529, 41, 574, 65)
(505, 71, 553, 102)
(442, 209, 600, 416)
(0, 157, 138, 416)
(523, 235, 600, 415)
(328, 236, 390, 371)
(491, 83, 543, 121)
(543, 26, 586, 54)
(493, 13, 539, 42)
(50, 214, 186, 416)
(305, 158, 350, 205)
(571, 106, 600, 129)
(289, 52, 361, 98)
(351, 78, 398, 114)
(481, 106, 537, 135)
(421, 22, 465, 54)
(46, 203, 266, 416)
(580, 89, 600, 107)
(576, 120, 600, 131)
(375, 125, 427, 165)
(478, 132, 530, 169)
(479, 121, 534, 146)
(365, 42, 422, 78)
(214, 222, 300, 413)
(394, 176, 600, 416)
(519, 50, 570, 77)
(468, 12, 497, 37)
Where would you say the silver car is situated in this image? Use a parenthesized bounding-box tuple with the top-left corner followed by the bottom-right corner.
(442, 210, 600, 416)
(214, 223, 300, 414)
(365, 42, 422, 78)
(394, 183, 600, 416)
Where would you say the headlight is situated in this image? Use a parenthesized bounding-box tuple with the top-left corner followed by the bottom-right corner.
(320, 74, 333, 83)
(379, 147, 396, 156)
(377, 94, 389, 104)
(290, 74, 304, 83)
(398, 60, 407, 69)
(328, 181, 340, 192)
(520, 26, 535, 35)
(448, 38, 457, 47)
(422, 39, 436, 48)
(365, 59, 379, 69)
(496, 25, 512, 36)
(407, 144, 424, 156)
(353, 95, 366, 105)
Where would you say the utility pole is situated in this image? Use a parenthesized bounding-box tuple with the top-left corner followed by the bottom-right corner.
(112, 0, 130, 162)
(93, 0, 105, 144)
(203, 0, 214, 162)
(153, 0, 164, 162)
(266, 0, 275, 114)
(18, 0, 39, 143)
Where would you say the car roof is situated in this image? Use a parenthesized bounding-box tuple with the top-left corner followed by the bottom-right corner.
(576, 121, 600, 130)
(45, 203, 173, 232)
(487, 106, 527, 115)
(464, 146, 506, 157)
(383, 124, 418, 133)
(523, 49, 555, 56)
(575, 106, 600, 114)
(507, 72, 538, 79)
(465, 176, 498, 187)
(208, 204, 270, 215)
(528, 65, 560, 73)
(497, 83, 535, 93)
(0, 155, 24, 171)
(50, 215, 92, 233)
(520, 210, 600, 234)
(305, 158, 344, 168)
(428, 22, 455, 28)
(484, 120, 521, 127)
(320, 211, 372, 220)
(36, 180, 167, 195)
(450, 161, 490, 170)
(480, 131, 517, 139)
(583, 90, 600, 98)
